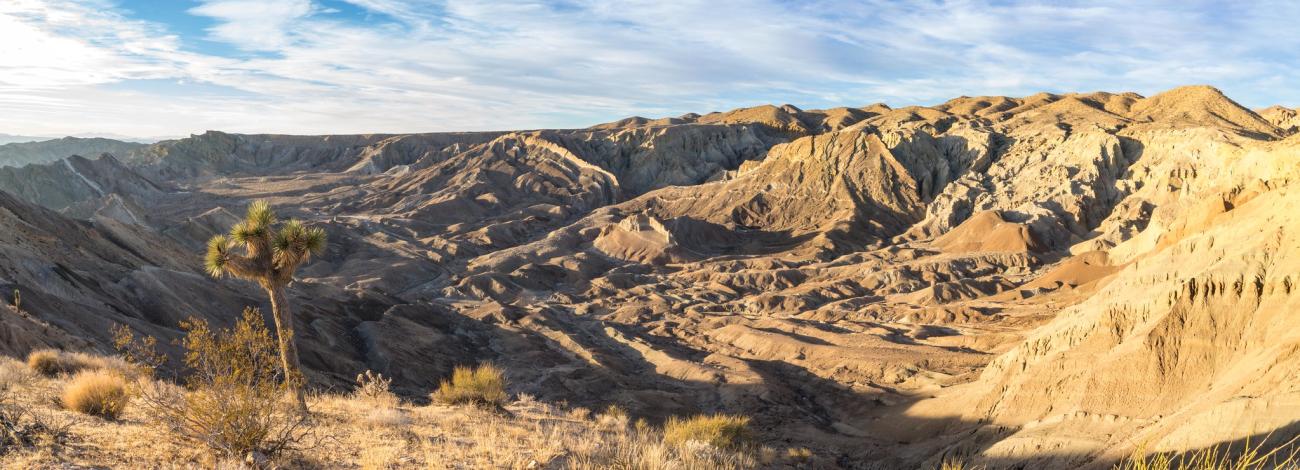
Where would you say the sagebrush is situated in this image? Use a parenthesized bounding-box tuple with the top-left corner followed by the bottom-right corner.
(116, 307, 310, 458)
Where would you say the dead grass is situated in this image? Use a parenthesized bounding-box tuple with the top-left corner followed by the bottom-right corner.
(938, 457, 985, 470)
(26, 349, 135, 378)
(60, 370, 128, 420)
(2, 350, 793, 469)
(1115, 437, 1300, 470)
(430, 364, 507, 408)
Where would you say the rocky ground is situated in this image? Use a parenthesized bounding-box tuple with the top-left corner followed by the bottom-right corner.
(0, 85, 1298, 468)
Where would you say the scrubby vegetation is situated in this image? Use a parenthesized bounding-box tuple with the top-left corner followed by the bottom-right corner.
(116, 307, 309, 459)
(431, 363, 508, 408)
(0, 354, 792, 468)
(352, 369, 398, 408)
(0, 307, 807, 467)
(5, 313, 1296, 468)
(60, 370, 128, 420)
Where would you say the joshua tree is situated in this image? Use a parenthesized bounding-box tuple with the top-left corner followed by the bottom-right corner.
(204, 200, 326, 411)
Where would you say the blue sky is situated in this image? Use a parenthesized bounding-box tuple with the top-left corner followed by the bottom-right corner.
(1, 0, 1297, 137)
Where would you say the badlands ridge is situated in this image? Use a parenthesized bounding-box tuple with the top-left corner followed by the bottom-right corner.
(0, 85, 1298, 467)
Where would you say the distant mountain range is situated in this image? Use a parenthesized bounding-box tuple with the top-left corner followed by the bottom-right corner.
(0, 132, 176, 145)
(0, 137, 148, 168)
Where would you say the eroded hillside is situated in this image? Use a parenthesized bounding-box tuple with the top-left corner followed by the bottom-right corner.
(0, 85, 1296, 468)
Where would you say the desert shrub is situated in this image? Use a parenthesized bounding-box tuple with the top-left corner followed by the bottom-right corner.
(431, 364, 507, 408)
(61, 370, 129, 420)
(662, 413, 752, 449)
(116, 308, 308, 458)
(353, 370, 398, 408)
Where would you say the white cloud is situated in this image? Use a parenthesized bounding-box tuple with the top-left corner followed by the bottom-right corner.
(188, 0, 313, 51)
(0, 0, 1296, 136)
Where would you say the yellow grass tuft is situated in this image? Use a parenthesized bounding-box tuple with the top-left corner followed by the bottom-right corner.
(1114, 437, 1300, 470)
(431, 364, 507, 408)
(61, 370, 129, 420)
(662, 413, 752, 449)
(26, 349, 135, 378)
(27, 349, 76, 377)
(938, 456, 985, 470)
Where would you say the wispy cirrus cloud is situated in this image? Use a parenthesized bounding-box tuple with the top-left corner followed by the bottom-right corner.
(0, 0, 1296, 137)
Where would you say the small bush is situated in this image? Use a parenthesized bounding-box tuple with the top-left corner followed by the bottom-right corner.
(662, 414, 752, 449)
(353, 370, 398, 408)
(117, 308, 308, 458)
(431, 364, 507, 408)
(61, 370, 129, 420)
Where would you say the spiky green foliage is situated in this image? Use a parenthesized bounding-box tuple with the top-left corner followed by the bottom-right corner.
(205, 235, 232, 277)
(245, 200, 276, 228)
(272, 219, 327, 270)
(204, 201, 326, 286)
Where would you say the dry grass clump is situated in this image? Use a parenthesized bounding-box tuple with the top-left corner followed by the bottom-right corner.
(0, 358, 35, 392)
(60, 370, 129, 420)
(662, 413, 752, 449)
(1114, 437, 1300, 470)
(26, 349, 89, 377)
(26, 349, 135, 378)
(431, 364, 507, 408)
(938, 456, 985, 470)
(361, 407, 410, 428)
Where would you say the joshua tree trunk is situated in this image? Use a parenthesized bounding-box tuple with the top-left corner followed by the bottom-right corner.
(267, 286, 308, 412)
